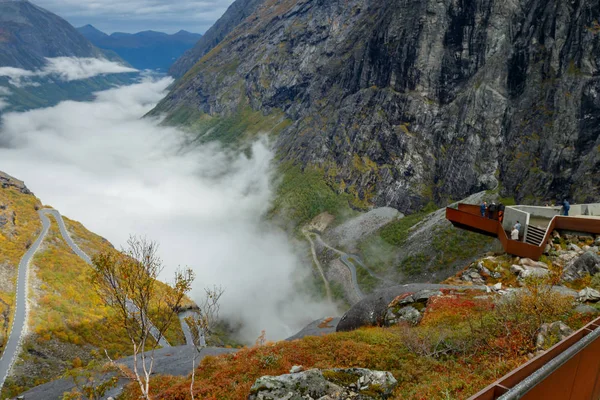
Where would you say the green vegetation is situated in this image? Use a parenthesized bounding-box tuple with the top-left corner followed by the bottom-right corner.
(377, 203, 438, 247)
(354, 263, 378, 294)
(119, 285, 591, 400)
(163, 105, 291, 147)
(269, 163, 353, 227)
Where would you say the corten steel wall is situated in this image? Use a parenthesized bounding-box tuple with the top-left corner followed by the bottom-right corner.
(446, 206, 600, 260)
(469, 317, 600, 400)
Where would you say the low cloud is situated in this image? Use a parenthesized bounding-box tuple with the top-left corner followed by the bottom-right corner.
(0, 57, 137, 87)
(0, 77, 336, 342)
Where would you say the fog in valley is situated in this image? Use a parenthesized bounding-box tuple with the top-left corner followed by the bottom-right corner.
(0, 76, 337, 342)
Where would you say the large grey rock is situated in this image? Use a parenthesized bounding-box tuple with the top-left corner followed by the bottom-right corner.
(563, 252, 600, 282)
(336, 284, 484, 332)
(574, 304, 600, 314)
(248, 368, 397, 400)
(518, 267, 550, 280)
(385, 305, 422, 326)
(535, 322, 573, 350)
(577, 287, 600, 303)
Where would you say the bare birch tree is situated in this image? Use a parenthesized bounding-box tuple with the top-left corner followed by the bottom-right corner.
(185, 285, 224, 400)
(91, 236, 194, 400)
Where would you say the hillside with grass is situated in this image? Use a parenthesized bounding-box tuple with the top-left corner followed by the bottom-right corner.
(0, 173, 188, 398)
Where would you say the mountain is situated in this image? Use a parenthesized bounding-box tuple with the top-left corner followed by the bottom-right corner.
(168, 0, 264, 77)
(154, 0, 600, 214)
(78, 25, 202, 72)
(0, 0, 111, 69)
(0, 0, 136, 113)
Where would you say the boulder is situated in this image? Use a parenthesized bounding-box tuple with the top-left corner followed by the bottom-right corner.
(595, 237, 600, 247)
(510, 264, 525, 275)
(385, 306, 422, 326)
(492, 282, 502, 291)
(568, 243, 581, 252)
(248, 368, 397, 400)
(574, 304, 600, 314)
(577, 288, 600, 303)
(520, 258, 549, 269)
(562, 252, 600, 282)
(579, 236, 594, 243)
(518, 267, 550, 280)
(535, 322, 573, 350)
(336, 284, 485, 332)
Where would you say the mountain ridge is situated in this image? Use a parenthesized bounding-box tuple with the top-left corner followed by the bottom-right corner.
(78, 24, 202, 71)
(155, 0, 600, 213)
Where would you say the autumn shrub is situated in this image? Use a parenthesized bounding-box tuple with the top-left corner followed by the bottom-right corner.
(491, 280, 573, 354)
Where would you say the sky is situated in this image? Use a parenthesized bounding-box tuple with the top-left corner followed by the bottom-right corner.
(33, 0, 236, 34)
(0, 67, 338, 342)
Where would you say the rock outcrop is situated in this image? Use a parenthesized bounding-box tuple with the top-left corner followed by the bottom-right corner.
(0, 171, 32, 195)
(563, 252, 600, 282)
(155, 0, 600, 212)
(248, 368, 397, 400)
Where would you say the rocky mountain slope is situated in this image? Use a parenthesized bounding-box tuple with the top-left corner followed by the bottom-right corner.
(168, 0, 264, 78)
(0, 0, 109, 69)
(155, 0, 600, 213)
(78, 25, 202, 72)
(0, 0, 136, 113)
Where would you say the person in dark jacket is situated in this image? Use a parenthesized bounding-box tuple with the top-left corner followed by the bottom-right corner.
(480, 201, 487, 217)
(562, 200, 570, 216)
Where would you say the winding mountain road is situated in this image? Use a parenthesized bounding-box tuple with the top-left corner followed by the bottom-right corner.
(0, 208, 173, 393)
(41, 209, 171, 348)
(313, 233, 393, 300)
(302, 229, 333, 302)
(0, 210, 51, 392)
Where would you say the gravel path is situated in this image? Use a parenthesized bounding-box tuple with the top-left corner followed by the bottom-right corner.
(303, 229, 332, 302)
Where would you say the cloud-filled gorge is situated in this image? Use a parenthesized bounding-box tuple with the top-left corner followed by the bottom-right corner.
(0, 77, 337, 342)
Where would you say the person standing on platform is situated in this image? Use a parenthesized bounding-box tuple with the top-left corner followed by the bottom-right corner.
(511, 226, 519, 241)
(480, 201, 487, 217)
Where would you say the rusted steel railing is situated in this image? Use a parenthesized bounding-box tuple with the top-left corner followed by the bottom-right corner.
(469, 317, 600, 400)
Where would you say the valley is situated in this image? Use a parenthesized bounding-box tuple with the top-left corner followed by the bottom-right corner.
(0, 0, 599, 398)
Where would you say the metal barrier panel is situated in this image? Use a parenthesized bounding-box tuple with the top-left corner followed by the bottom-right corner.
(469, 318, 600, 400)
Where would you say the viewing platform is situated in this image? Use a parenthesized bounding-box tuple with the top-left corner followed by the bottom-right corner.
(446, 203, 600, 261)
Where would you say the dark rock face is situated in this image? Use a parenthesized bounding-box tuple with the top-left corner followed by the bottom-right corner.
(168, 0, 265, 78)
(156, 0, 600, 213)
(0, 0, 107, 70)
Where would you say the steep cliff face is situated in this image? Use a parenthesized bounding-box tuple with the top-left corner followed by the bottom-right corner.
(155, 0, 600, 213)
(168, 0, 265, 78)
